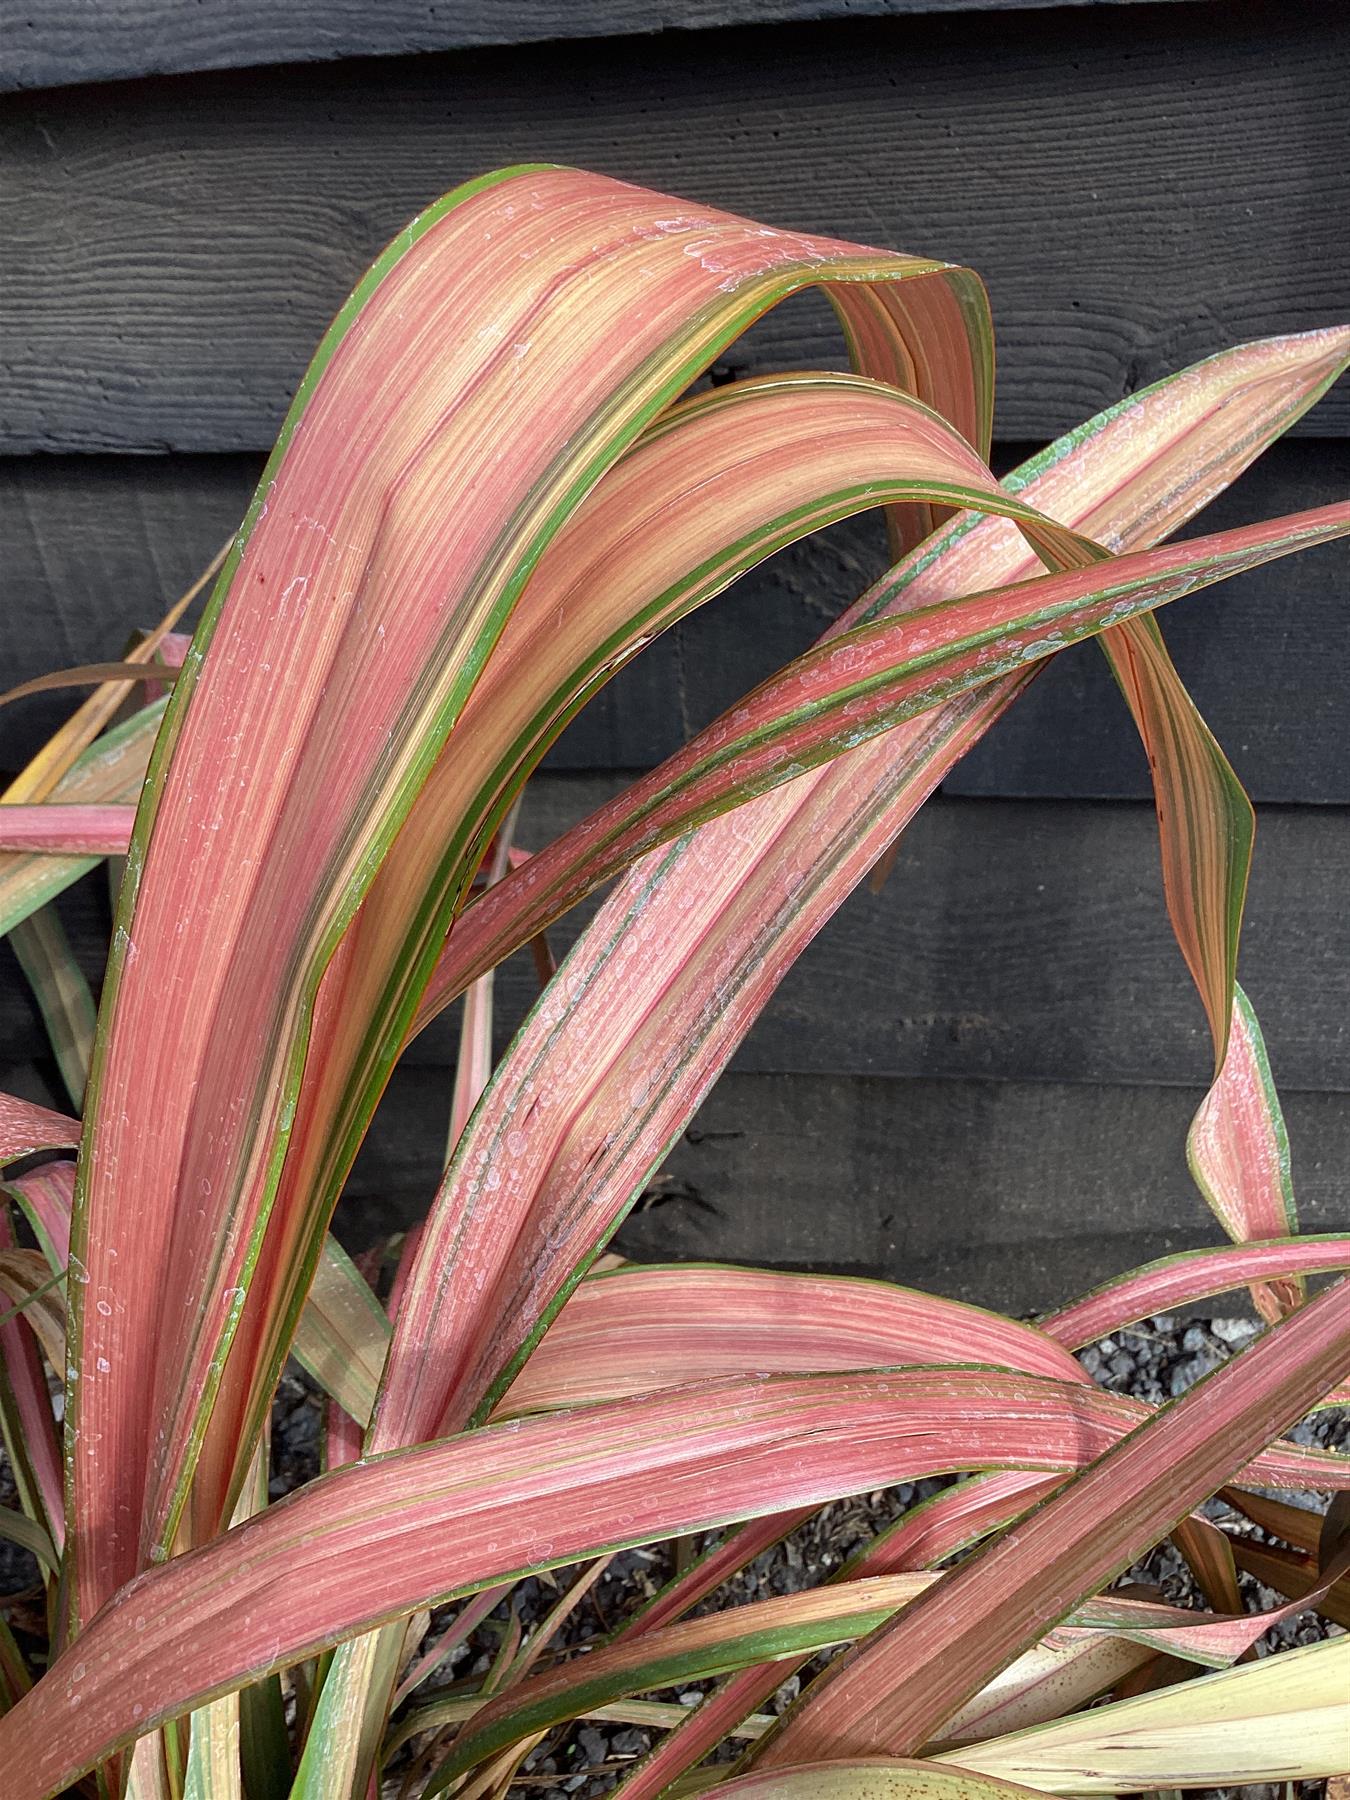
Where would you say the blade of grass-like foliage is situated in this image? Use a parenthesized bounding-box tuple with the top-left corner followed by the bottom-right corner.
(0, 700, 165, 935)
(0, 1360, 60, 1573)
(444, 806, 517, 1161)
(0, 1206, 63, 1553)
(3, 1365, 1343, 1792)
(1095, 620, 1293, 1317)
(930, 1636, 1155, 1747)
(391, 1585, 515, 1712)
(428, 1571, 1300, 1791)
(235, 1461, 293, 1800)
(0, 1093, 80, 1162)
(428, 1575, 933, 1791)
(325, 1121, 1104, 1785)
(618, 1472, 1270, 1795)
(0, 662, 183, 708)
(8, 906, 96, 1107)
(1099, 614, 1250, 1074)
(937, 1635, 1349, 1790)
(6, 1157, 392, 1497)
(1042, 1234, 1350, 1347)
(0, 1612, 32, 1711)
(0, 805, 134, 855)
(290, 1236, 388, 1429)
(65, 167, 996, 1627)
(619, 1511, 819, 1644)
(398, 335, 1345, 1400)
(373, 696, 1015, 1454)
(448, 1560, 611, 1800)
(383, 1696, 775, 1769)
(183, 1452, 271, 1800)
(5, 1148, 390, 1438)
(693, 1762, 1050, 1798)
(0, 546, 223, 812)
(746, 1274, 1350, 1765)
(1079, 1563, 1350, 1665)
(613, 1474, 1062, 1799)
(2, 1158, 75, 1275)
(1220, 1486, 1321, 1553)
(0, 1505, 56, 1573)
(1227, 1536, 1350, 1629)
(200, 372, 1088, 1553)
(225, 390, 1098, 1795)
(497, 1265, 1086, 1417)
(863, 1474, 1063, 1574)
(182, 1696, 241, 1800)
(1170, 1511, 1242, 1616)
(0, 564, 212, 1007)
(1188, 986, 1300, 1318)
(0, 1248, 66, 1368)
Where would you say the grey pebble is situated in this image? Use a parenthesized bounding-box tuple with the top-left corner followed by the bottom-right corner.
(610, 1729, 650, 1757)
(576, 1727, 609, 1766)
(1211, 1316, 1259, 1346)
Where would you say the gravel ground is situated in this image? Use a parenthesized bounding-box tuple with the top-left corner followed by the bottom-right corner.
(3, 1311, 1345, 1798)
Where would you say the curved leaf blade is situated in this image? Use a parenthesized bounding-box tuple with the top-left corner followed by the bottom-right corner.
(0, 1093, 80, 1165)
(1042, 1233, 1350, 1348)
(939, 1635, 1350, 1791)
(1188, 983, 1301, 1317)
(498, 1264, 1087, 1418)
(709, 1760, 1052, 1798)
(0, 700, 166, 935)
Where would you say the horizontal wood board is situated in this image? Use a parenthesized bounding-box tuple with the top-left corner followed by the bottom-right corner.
(0, 0, 1191, 93)
(2, 4, 1348, 453)
(338, 1068, 1350, 1314)
(3, 439, 1347, 800)
(4, 781, 1345, 1099)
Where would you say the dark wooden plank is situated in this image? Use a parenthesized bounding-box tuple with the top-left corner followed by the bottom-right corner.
(0, 0, 1187, 95)
(5, 784, 1345, 1093)
(336, 1067, 1350, 1316)
(496, 784, 1350, 1095)
(3, 439, 1347, 799)
(0, 454, 263, 772)
(3, 4, 1347, 452)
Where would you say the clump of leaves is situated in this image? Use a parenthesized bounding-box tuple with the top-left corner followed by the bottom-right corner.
(0, 166, 1348, 1798)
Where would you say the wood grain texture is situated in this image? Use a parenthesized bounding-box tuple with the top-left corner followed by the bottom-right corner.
(5, 782, 1345, 1098)
(337, 1068, 1350, 1314)
(3, 440, 1347, 799)
(0, 0, 1185, 94)
(0, 454, 263, 771)
(2, 3, 1347, 452)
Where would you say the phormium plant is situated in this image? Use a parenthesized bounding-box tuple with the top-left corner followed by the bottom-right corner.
(0, 165, 1348, 1797)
